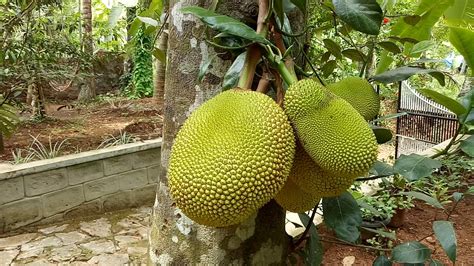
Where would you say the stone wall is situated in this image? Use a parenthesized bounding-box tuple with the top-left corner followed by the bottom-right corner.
(0, 139, 161, 234)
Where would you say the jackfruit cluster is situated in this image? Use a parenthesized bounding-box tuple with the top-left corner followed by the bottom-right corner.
(327, 77, 380, 121)
(284, 79, 378, 178)
(168, 89, 295, 227)
(169, 77, 379, 224)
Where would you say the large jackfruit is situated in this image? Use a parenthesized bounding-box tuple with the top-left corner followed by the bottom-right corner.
(169, 89, 295, 227)
(275, 178, 320, 213)
(327, 77, 380, 121)
(290, 144, 355, 198)
(284, 79, 377, 177)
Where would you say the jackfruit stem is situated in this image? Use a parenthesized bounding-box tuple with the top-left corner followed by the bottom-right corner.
(277, 60, 298, 86)
(238, 46, 261, 90)
(237, 0, 270, 90)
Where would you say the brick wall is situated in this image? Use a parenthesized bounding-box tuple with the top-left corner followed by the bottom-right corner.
(0, 139, 161, 234)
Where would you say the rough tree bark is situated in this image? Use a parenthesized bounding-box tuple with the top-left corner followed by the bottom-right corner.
(78, 0, 96, 101)
(148, 1, 291, 264)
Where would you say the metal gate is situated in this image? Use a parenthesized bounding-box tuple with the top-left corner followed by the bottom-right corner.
(395, 81, 459, 158)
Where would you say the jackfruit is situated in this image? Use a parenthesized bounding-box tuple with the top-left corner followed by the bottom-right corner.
(275, 178, 320, 213)
(168, 89, 295, 227)
(284, 79, 377, 177)
(327, 77, 380, 120)
(290, 144, 355, 198)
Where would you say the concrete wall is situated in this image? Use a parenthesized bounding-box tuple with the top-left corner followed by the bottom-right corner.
(0, 139, 161, 234)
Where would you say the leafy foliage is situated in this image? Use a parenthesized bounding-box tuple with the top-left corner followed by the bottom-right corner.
(449, 27, 474, 76)
(322, 192, 362, 243)
(332, 0, 383, 35)
(394, 154, 442, 181)
(391, 241, 431, 263)
(131, 27, 154, 97)
(433, 221, 457, 263)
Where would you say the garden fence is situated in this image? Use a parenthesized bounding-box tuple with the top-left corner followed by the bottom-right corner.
(395, 81, 459, 157)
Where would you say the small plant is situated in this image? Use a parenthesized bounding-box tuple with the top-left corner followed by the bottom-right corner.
(97, 131, 136, 149)
(28, 135, 68, 160)
(11, 149, 35, 164)
(366, 229, 396, 250)
(10, 136, 68, 164)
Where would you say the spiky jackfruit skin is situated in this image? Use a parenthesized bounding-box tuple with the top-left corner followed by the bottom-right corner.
(327, 77, 380, 121)
(290, 144, 355, 197)
(169, 89, 295, 227)
(275, 178, 321, 213)
(284, 79, 378, 177)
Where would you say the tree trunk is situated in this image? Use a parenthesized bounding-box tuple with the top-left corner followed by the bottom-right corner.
(124, 6, 137, 83)
(78, 0, 96, 101)
(148, 1, 290, 264)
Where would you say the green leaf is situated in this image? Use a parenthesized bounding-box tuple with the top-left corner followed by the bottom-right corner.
(342, 49, 366, 62)
(400, 191, 444, 209)
(449, 27, 474, 76)
(198, 55, 216, 82)
(128, 18, 142, 37)
(108, 5, 124, 28)
(371, 125, 393, 144)
(149, 0, 163, 15)
(362, 227, 396, 240)
(409, 40, 435, 56)
(181, 6, 270, 45)
(371, 112, 407, 123)
(332, 0, 383, 35)
(418, 89, 467, 116)
(392, 241, 431, 263)
(433, 221, 457, 263)
(369, 160, 395, 176)
(322, 192, 362, 243)
(298, 213, 324, 266)
(390, 0, 455, 42)
(371, 66, 444, 85)
(137, 16, 159, 27)
(358, 200, 382, 217)
(427, 72, 446, 87)
(322, 60, 337, 77)
(445, 0, 474, 25)
(323, 39, 342, 59)
(222, 52, 246, 90)
(403, 15, 422, 26)
(152, 48, 166, 63)
(375, 51, 394, 74)
(290, 0, 306, 11)
(373, 255, 392, 266)
(394, 154, 442, 181)
(321, 51, 332, 63)
(468, 186, 474, 194)
(460, 135, 474, 157)
(452, 192, 463, 202)
(378, 41, 401, 54)
(274, 0, 285, 24)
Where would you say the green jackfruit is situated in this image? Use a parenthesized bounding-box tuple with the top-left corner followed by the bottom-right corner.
(327, 77, 380, 121)
(275, 177, 320, 213)
(169, 89, 295, 227)
(290, 144, 355, 198)
(284, 79, 377, 177)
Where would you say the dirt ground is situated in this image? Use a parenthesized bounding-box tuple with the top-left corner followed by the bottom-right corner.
(320, 195, 474, 265)
(0, 98, 163, 163)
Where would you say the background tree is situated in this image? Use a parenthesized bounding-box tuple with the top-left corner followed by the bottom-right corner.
(78, 0, 96, 100)
(153, 0, 168, 103)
